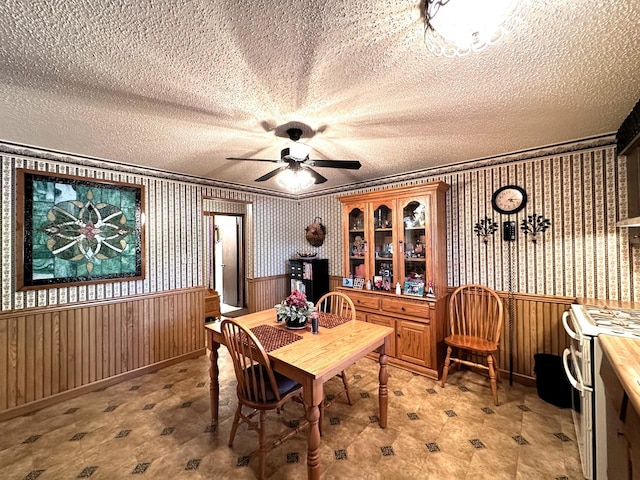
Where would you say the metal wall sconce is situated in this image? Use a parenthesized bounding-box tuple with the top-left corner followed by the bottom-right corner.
(473, 216, 499, 244)
(520, 213, 551, 243)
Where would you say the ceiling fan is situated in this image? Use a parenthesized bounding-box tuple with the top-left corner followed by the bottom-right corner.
(226, 127, 361, 186)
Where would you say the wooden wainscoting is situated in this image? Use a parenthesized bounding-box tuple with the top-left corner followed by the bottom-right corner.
(329, 275, 343, 292)
(443, 289, 574, 384)
(0, 287, 205, 421)
(497, 292, 574, 384)
(246, 274, 288, 313)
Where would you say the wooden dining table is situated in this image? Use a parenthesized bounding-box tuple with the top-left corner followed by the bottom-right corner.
(204, 309, 394, 479)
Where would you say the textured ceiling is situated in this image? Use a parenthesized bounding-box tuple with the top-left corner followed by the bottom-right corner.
(1, 0, 639, 195)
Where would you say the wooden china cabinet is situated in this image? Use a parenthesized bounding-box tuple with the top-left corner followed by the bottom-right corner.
(337, 182, 449, 380)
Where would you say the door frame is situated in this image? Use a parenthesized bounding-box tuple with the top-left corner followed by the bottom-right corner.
(202, 199, 250, 310)
(215, 213, 245, 308)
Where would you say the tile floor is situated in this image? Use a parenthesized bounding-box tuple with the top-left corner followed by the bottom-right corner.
(0, 349, 584, 479)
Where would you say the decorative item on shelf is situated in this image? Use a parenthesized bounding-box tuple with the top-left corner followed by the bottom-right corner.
(297, 251, 317, 258)
(275, 289, 315, 330)
(426, 281, 436, 298)
(375, 208, 384, 228)
(353, 277, 365, 289)
(395, 282, 402, 295)
(404, 280, 425, 297)
(373, 275, 383, 290)
(352, 216, 364, 230)
(342, 277, 354, 288)
(352, 235, 365, 256)
(412, 203, 426, 226)
(474, 216, 499, 244)
(520, 213, 551, 243)
(414, 237, 424, 256)
(305, 217, 326, 247)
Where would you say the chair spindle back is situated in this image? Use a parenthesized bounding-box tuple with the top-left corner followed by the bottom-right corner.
(315, 292, 356, 320)
(221, 319, 281, 405)
(448, 284, 503, 343)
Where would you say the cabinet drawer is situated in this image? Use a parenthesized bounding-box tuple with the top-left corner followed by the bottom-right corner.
(382, 297, 431, 320)
(347, 292, 380, 310)
(355, 310, 367, 322)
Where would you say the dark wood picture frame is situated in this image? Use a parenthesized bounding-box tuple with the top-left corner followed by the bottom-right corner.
(16, 169, 146, 290)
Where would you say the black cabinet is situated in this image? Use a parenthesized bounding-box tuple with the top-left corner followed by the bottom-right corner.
(288, 258, 329, 304)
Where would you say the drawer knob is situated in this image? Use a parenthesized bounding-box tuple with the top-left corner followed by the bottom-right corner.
(396, 333, 401, 337)
(401, 306, 405, 311)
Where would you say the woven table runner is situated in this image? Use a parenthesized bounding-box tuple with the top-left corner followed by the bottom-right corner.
(250, 324, 302, 352)
(318, 312, 351, 329)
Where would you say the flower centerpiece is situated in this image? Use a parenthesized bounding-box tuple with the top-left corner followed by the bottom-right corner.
(275, 289, 315, 329)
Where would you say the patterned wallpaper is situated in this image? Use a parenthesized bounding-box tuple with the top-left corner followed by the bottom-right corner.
(0, 150, 292, 311)
(2, 136, 637, 311)
(295, 141, 636, 301)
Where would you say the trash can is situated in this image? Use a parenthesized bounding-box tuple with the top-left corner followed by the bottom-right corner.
(533, 353, 572, 408)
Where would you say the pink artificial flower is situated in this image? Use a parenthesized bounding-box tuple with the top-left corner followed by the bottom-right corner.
(286, 289, 308, 308)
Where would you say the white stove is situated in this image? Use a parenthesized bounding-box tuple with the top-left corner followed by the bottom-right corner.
(582, 306, 640, 338)
(562, 303, 640, 479)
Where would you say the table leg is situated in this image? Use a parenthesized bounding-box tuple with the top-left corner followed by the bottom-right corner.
(208, 332, 220, 426)
(304, 379, 323, 480)
(378, 343, 389, 429)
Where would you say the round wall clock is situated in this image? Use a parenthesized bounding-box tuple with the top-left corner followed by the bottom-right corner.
(491, 185, 527, 215)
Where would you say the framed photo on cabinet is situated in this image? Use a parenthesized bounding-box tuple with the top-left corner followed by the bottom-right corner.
(403, 280, 425, 297)
(342, 277, 354, 288)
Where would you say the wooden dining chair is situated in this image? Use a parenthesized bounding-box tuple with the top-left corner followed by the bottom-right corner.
(315, 291, 356, 430)
(221, 319, 308, 479)
(440, 284, 504, 405)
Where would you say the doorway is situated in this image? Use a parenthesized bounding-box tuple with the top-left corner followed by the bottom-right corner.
(214, 214, 246, 315)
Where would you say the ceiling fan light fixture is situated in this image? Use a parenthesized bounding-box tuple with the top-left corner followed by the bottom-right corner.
(288, 141, 312, 161)
(276, 168, 315, 192)
(423, 0, 523, 57)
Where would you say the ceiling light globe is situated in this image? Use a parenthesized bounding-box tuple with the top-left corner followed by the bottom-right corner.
(289, 141, 312, 160)
(425, 0, 521, 57)
(276, 169, 315, 192)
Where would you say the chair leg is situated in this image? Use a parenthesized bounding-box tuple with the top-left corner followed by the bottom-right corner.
(494, 353, 502, 383)
(441, 346, 452, 388)
(258, 410, 267, 480)
(228, 403, 242, 447)
(340, 370, 353, 405)
(487, 354, 499, 406)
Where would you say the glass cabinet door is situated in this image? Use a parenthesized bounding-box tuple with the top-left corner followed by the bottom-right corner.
(347, 206, 367, 279)
(371, 202, 394, 291)
(400, 196, 431, 294)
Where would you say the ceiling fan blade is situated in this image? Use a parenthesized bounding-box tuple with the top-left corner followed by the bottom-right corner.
(303, 166, 328, 184)
(308, 159, 361, 170)
(226, 157, 279, 163)
(255, 166, 289, 182)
